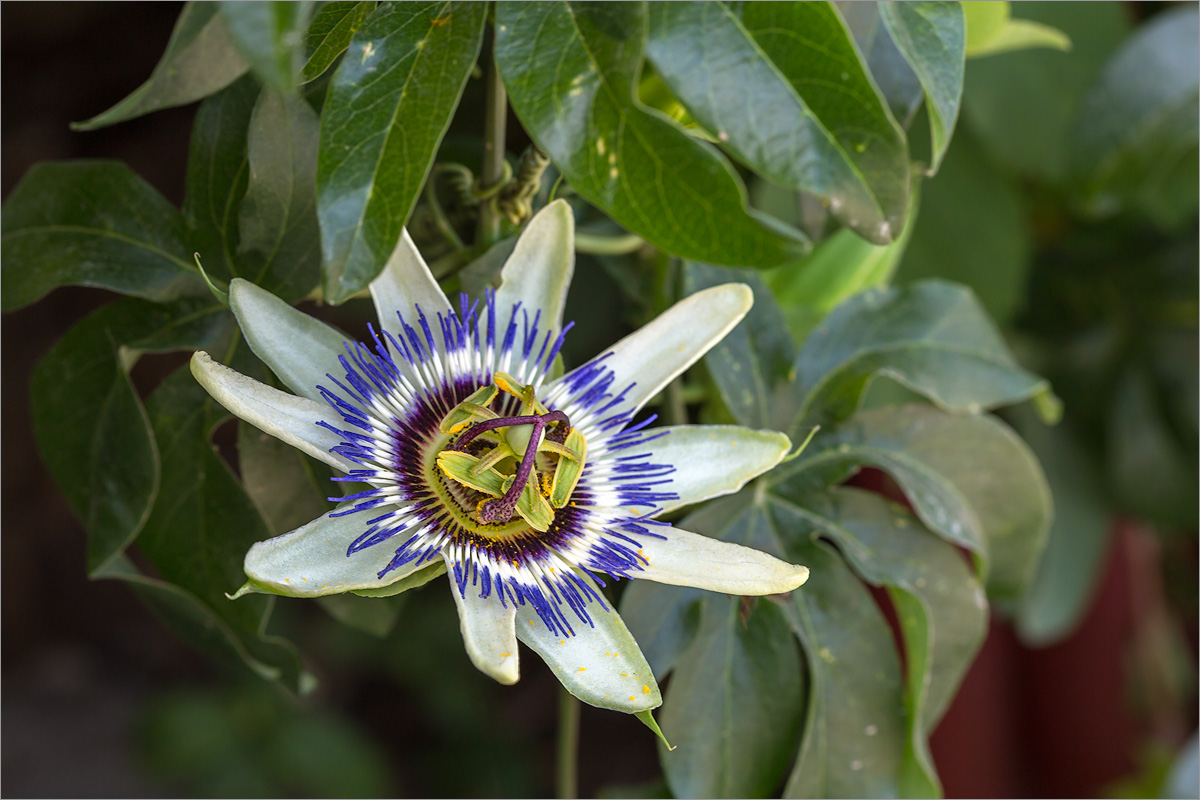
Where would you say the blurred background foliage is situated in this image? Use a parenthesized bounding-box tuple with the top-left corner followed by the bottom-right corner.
(1, 2, 1196, 798)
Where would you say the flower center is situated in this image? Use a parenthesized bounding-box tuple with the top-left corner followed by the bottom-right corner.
(433, 372, 587, 536)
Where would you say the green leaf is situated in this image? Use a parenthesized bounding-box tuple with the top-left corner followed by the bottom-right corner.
(219, 1, 314, 93)
(1, 161, 203, 311)
(495, 1, 808, 269)
(135, 363, 311, 692)
(780, 538, 907, 798)
(963, 2, 1071, 58)
(1070, 5, 1199, 229)
(300, 1, 375, 83)
(684, 263, 795, 430)
(317, 1, 486, 304)
(780, 405, 1053, 604)
(894, 128, 1029, 324)
(645, 1, 910, 244)
(1010, 404, 1111, 646)
(72, 2, 250, 130)
(764, 177, 919, 342)
(961, 2, 1129, 183)
(238, 88, 322, 302)
(660, 596, 803, 799)
(772, 488, 987, 797)
(788, 280, 1052, 431)
(183, 75, 262, 283)
(30, 298, 233, 575)
(879, 1, 965, 173)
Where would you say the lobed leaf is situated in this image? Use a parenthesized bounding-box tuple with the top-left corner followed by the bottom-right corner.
(72, 2, 250, 130)
(317, 1, 486, 303)
(646, 1, 910, 244)
(495, 1, 809, 269)
(788, 280, 1052, 432)
(778, 405, 1053, 604)
(2, 161, 204, 311)
(879, 1, 965, 173)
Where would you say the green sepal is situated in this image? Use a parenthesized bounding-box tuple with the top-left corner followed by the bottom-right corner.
(635, 709, 675, 751)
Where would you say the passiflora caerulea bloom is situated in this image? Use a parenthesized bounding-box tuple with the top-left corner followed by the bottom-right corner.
(192, 200, 809, 714)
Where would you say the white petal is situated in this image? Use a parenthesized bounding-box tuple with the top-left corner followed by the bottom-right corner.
(191, 351, 354, 473)
(369, 228, 452, 343)
(550, 283, 752, 426)
(600, 425, 791, 515)
(515, 577, 661, 713)
(445, 561, 520, 685)
(229, 278, 349, 402)
(494, 199, 575, 338)
(244, 509, 428, 596)
(634, 525, 809, 595)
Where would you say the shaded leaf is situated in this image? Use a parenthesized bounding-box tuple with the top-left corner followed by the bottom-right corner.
(238, 88, 322, 302)
(301, 1, 375, 83)
(495, 1, 808, 269)
(646, 1, 909, 244)
(219, 1, 314, 93)
(685, 263, 794, 430)
(72, 2, 250, 130)
(661, 596, 803, 799)
(183, 75, 262, 283)
(317, 1, 486, 303)
(879, 1, 965, 173)
(780, 538, 907, 798)
(2, 161, 203, 311)
(1070, 5, 1199, 229)
(136, 364, 311, 693)
(788, 280, 1052, 431)
(772, 488, 987, 796)
(29, 298, 233, 574)
(780, 405, 1052, 604)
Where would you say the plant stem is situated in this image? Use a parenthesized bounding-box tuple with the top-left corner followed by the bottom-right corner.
(556, 689, 580, 799)
(478, 47, 507, 249)
(574, 231, 645, 256)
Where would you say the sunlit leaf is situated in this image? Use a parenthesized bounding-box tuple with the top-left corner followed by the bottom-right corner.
(300, 1, 375, 83)
(495, 1, 809, 269)
(646, 1, 910, 244)
(317, 1, 485, 303)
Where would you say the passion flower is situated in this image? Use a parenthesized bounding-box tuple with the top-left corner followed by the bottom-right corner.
(192, 201, 808, 713)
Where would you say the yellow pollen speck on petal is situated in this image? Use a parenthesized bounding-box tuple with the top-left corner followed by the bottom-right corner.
(579, 667, 586, 672)
(629, 696, 635, 701)
(560, 640, 566, 645)
(620, 673, 628, 677)
(284, 579, 290, 583)
(529, 620, 535, 625)
(643, 685, 650, 693)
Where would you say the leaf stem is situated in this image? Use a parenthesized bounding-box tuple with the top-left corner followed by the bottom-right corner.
(556, 688, 580, 799)
(477, 46, 507, 248)
(574, 231, 645, 256)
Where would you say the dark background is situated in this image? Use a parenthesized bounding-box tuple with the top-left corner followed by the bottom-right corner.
(3, 3, 1195, 798)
